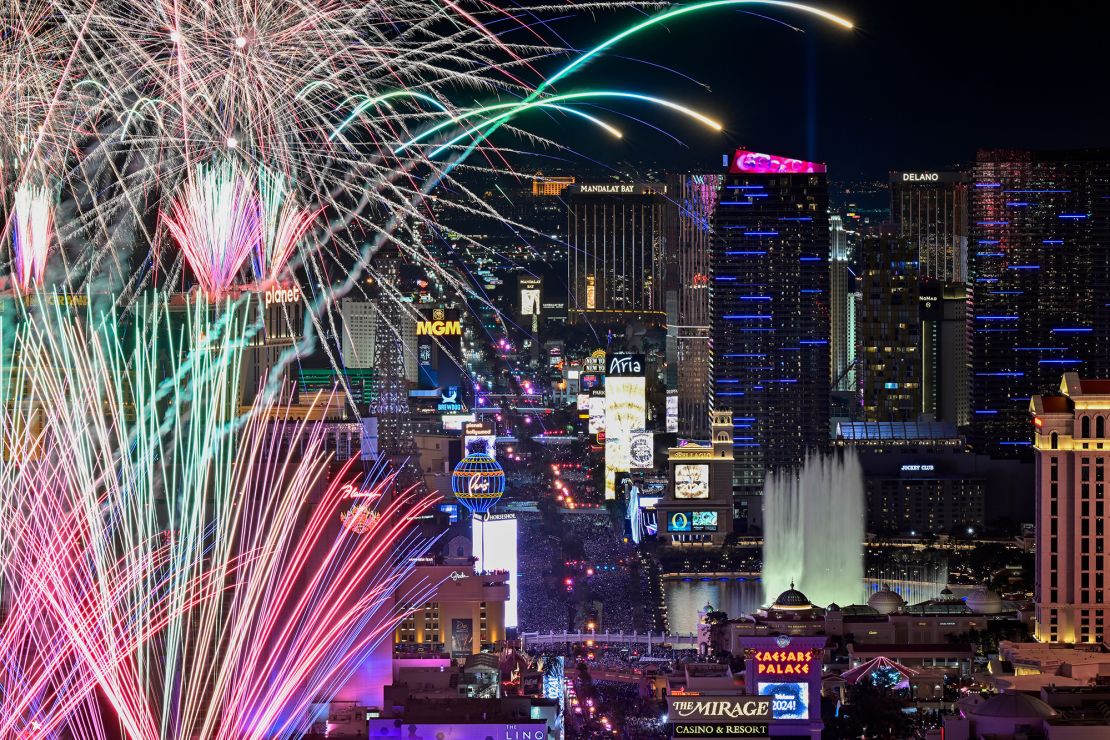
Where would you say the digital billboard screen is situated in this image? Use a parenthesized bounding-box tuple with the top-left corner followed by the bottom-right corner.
(450, 618, 473, 656)
(588, 393, 606, 434)
(674, 463, 710, 499)
(666, 511, 692, 533)
(521, 288, 541, 316)
(629, 430, 654, 469)
(666, 511, 718, 532)
(692, 511, 719, 531)
(758, 682, 810, 721)
(604, 376, 646, 499)
(666, 391, 679, 433)
(472, 514, 518, 628)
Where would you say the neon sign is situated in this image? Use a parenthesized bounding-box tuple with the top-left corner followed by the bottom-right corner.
(730, 149, 826, 175)
(340, 504, 379, 534)
(339, 482, 382, 501)
(751, 649, 817, 676)
(264, 285, 301, 306)
(416, 320, 461, 336)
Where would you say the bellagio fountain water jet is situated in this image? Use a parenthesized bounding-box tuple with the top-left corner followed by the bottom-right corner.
(762, 450, 865, 608)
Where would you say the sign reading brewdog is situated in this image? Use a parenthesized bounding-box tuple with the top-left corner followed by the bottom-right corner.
(666, 697, 770, 738)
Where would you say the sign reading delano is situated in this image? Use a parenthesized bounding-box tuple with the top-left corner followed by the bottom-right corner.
(667, 697, 771, 737)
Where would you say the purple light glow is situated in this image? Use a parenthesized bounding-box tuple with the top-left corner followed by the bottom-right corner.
(729, 149, 826, 175)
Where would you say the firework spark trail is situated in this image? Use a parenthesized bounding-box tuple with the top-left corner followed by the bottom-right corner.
(161, 160, 261, 298)
(9, 183, 54, 291)
(0, 293, 438, 736)
(254, 167, 319, 284)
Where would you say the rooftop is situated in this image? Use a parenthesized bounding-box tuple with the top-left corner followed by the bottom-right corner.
(835, 421, 959, 440)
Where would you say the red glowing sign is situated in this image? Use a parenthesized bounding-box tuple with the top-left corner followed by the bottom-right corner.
(730, 150, 826, 175)
(339, 482, 382, 501)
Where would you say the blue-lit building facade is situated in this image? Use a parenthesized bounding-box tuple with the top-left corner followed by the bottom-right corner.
(969, 149, 1110, 458)
(709, 150, 831, 500)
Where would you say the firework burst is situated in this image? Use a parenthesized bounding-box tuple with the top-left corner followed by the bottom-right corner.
(0, 294, 437, 737)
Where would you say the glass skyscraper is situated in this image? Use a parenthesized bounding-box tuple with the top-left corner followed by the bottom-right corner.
(665, 172, 722, 440)
(891, 171, 970, 283)
(969, 149, 1110, 458)
(710, 150, 831, 498)
(566, 182, 668, 324)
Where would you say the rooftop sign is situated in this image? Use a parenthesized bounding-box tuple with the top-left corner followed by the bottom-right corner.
(730, 149, 826, 175)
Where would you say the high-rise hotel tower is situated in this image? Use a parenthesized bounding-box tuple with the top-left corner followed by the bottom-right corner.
(710, 150, 830, 498)
(970, 149, 1110, 458)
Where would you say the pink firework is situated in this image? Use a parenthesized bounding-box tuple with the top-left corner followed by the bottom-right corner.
(10, 183, 53, 290)
(162, 159, 261, 298)
(254, 168, 319, 283)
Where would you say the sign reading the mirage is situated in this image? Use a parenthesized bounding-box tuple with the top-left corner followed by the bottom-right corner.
(667, 698, 771, 723)
(667, 697, 770, 738)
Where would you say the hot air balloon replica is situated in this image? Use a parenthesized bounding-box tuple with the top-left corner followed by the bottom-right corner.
(451, 449, 505, 515)
(451, 441, 506, 565)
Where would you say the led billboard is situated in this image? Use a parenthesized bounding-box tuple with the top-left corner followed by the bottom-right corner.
(692, 511, 719, 531)
(674, 463, 710, 499)
(666, 390, 679, 433)
(629, 430, 654, 469)
(521, 289, 541, 316)
(757, 682, 810, 721)
(472, 514, 518, 628)
(666, 512, 692, 532)
(588, 393, 606, 434)
(604, 375, 646, 499)
(450, 618, 473, 656)
(666, 511, 719, 533)
(730, 149, 827, 175)
(464, 421, 496, 458)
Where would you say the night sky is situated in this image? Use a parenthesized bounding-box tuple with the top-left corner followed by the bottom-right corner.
(516, 0, 1106, 179)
